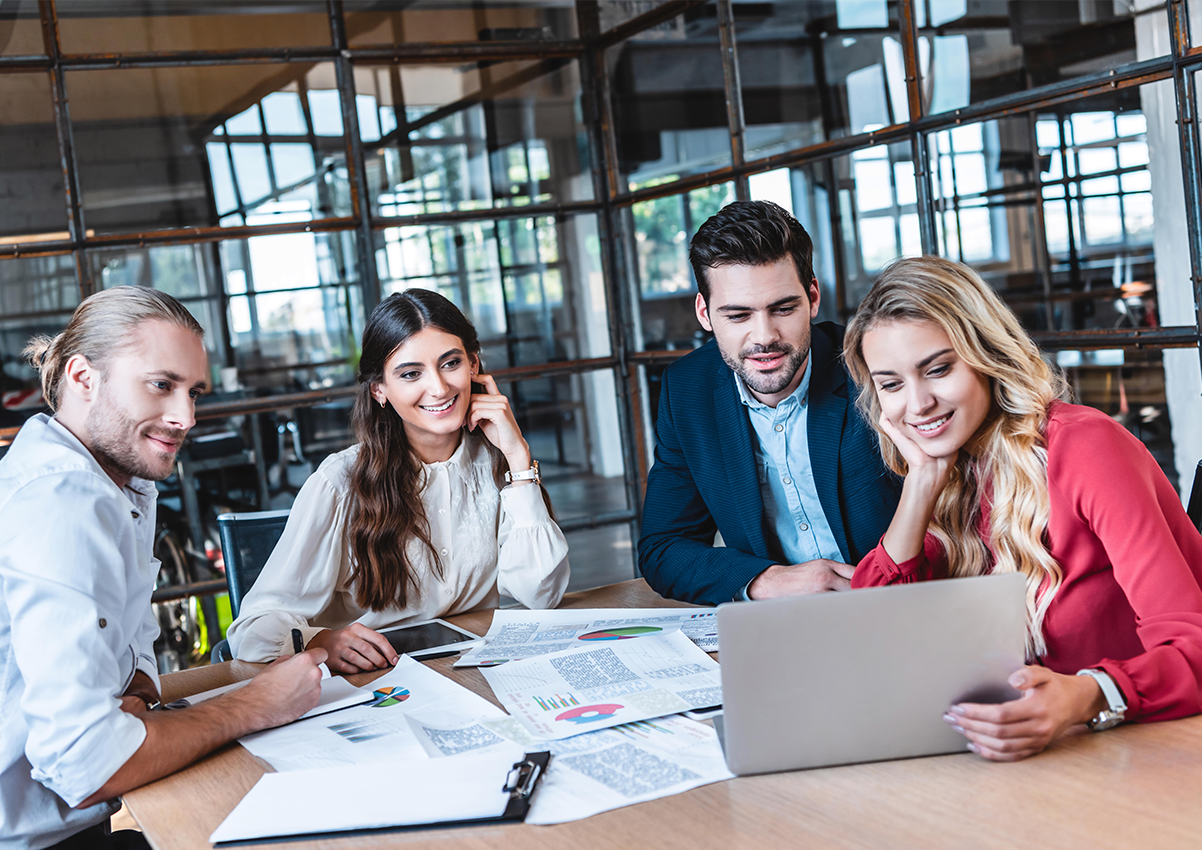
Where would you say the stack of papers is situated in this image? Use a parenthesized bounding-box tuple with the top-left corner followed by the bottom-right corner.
(217, 619, 733, 837)
(455, 607, 719, 667)
(480, 631, 723, 740)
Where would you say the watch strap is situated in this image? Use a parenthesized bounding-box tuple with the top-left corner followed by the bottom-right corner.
(1076, 668, 1127, 730)
(505, 460, 540, 484)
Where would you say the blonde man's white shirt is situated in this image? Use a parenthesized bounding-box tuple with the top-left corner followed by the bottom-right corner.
(0, 414, 161, 849)
(227, 432, 570, 661)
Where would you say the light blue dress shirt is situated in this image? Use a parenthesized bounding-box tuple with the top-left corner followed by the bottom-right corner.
(734, 357, 843, 573)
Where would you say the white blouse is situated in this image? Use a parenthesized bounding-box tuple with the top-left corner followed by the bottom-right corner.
(226, 433, 570, 662)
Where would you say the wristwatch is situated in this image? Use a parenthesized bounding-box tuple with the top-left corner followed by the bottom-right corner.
(1076, 668, 1127, 731)
(505, 460, 540, 485)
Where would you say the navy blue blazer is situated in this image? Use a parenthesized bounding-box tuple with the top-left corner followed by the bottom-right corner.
(638, 322, 901, 605)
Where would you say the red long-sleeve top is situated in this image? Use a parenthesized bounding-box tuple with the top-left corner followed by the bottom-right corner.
(852, 402, 1202, 722)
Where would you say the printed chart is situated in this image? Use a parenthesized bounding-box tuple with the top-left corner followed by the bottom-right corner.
(578, 626, 663, 641)
(481, 631, 723, 740)
(455, 608, 721, 667)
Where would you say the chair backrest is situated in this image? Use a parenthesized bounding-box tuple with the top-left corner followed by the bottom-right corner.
(1189, 460, 1202, 534)
(217, 509, 291, 618)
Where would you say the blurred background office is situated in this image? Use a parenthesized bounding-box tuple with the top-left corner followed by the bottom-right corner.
(1, 0, 1200, 670)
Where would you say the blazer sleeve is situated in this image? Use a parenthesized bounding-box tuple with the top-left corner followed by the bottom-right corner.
(638, 367, 775, 605)
(226, 468, 352, 661)
(1051, 416, 1202, 722)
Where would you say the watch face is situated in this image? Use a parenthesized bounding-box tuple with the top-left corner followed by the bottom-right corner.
(1090, 711, 1124, 731)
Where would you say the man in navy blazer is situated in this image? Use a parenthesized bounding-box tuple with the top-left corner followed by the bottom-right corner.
(639, 201, 900, 605)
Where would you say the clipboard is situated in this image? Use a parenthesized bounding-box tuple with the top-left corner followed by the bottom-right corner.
(209, 750, 551, 845)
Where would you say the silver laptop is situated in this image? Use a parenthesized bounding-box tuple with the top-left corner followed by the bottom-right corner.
(715, 573, 1026, 775)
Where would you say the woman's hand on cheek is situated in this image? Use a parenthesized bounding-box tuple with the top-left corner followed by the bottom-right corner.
(467, 374, 532, 471)
(943, 666, 1105, 761)
(879, 413, 954, 496)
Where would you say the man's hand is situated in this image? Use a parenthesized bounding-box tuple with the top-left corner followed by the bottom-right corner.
(78, 647, 330, 809)
(307, 623, 399, 674)
(747, 559, 855, 599)
(227, 648, 329, 730)
(123, 669, 159, 708)
(943, 666, 1106, 761)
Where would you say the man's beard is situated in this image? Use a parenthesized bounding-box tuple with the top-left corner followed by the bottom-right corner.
(720, 342, 806, 397)
(87, 395, 185, 483)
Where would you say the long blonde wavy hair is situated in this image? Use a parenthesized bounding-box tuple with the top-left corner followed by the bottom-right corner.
(843, 257, 1069, 658)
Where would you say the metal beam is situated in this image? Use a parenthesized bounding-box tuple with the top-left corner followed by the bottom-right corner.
(1167, 0, 1202, 381)
(715, 0, 748, 201)
(328, 0, 380, 314)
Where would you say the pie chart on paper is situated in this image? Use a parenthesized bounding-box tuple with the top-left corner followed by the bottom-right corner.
(577, 626, 663, 641)
(556, 703, 624, 724)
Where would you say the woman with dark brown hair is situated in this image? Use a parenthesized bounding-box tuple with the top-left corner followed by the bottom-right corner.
(227, 290, 570, 672)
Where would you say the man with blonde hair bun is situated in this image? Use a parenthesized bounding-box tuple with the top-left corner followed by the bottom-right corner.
(0, 286, 328, 850)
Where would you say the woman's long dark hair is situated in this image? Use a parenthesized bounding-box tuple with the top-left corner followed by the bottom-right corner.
(347, 289, 485, 611)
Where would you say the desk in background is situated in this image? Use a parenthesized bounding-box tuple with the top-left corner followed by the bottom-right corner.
(126, 580, 1202, 850)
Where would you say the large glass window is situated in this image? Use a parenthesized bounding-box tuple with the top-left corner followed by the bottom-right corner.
(736, 1, 907, 161)
(66, 64, 351, 235)
(55, 1, 333, 53)
(356, 60, 592, 218)
(609, 3, 733, 191)
(0, 73, 69, 241)
(345, 1, 579, 45)
(376, 213, 610, 368)
(914, 0, 1169, 115)
(0, 0, 42, 56)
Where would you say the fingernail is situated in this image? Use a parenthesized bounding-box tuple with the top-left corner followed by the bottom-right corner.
(951, 705, 967, 716)
(966, 743, 978, 753)
(952, 724, 965, 734)
(942, 713, 956, 724)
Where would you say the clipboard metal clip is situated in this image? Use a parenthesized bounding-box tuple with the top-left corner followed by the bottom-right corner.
(503, 753, 548, 800)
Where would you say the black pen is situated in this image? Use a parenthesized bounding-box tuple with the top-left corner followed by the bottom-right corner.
(291, 628, 304, 655)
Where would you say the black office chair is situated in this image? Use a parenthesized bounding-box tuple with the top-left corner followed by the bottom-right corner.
(210, 509, 291, 663)
(1188, 460, 1202, 534)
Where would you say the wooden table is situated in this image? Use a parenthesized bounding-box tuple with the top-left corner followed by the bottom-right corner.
(125, 580, 1202, 850)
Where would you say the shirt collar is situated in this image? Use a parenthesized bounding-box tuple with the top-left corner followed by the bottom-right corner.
(733, 354, 812, 412)
(420, 432, 474, 472)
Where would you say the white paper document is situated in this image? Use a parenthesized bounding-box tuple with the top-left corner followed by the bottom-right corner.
(238, 655, 505, 771)
(455, 607, 719, 667)
(209, 748, 525, 844)
(408, 713, 734, 825)
(480, 631, 723, 740)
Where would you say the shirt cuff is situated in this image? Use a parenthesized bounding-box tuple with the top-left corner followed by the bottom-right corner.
(30, 709, 146, 808)
(736, 568, 770, 601)
(499, 481, 553, 526)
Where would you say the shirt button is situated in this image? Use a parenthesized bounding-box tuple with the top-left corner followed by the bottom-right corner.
(440, 548, 449, 556)
(439, 508, 446, 515)
(782, 477, 792, 485)
(774, 424, 784, 433)
(99, 618, 107, 629)
(799, 523, 809, 532)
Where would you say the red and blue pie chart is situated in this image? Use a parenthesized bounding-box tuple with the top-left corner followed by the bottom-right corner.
(578, 626, 663, 641)
(556, 703, 624, 724)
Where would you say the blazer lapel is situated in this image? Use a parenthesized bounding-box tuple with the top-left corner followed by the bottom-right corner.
(806, 329, 851, 562)
(712, 368, 770, 559)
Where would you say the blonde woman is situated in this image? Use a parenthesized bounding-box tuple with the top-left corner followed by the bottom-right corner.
(843, 256, 1202, 761)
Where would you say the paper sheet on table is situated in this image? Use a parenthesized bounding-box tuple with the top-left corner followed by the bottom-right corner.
(480, 631, 722, 740)
(174, 670, 369, 720)
(209, 748, 524, 844)
(238, 655, 505, 771)
(408, 713, 733, 824)
(455, 607, 719, 667)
